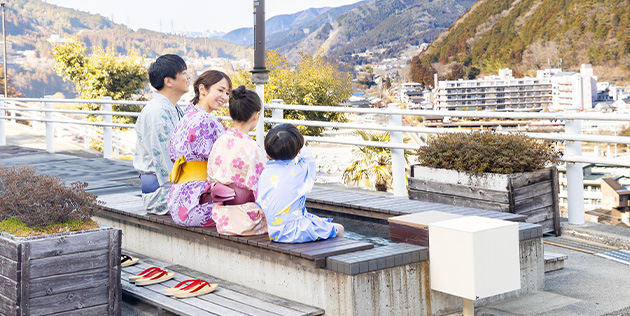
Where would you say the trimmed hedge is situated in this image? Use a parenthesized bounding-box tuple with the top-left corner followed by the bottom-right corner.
(417, 130, 560, 175)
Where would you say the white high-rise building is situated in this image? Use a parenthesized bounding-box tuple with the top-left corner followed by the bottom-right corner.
(433, 65, 597, 111)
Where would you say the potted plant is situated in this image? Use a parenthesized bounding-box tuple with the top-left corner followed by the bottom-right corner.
(409, 130, 562, 235)
(0, 166, 121, 316)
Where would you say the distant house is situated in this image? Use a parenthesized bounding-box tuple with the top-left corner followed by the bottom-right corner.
(601, 177, 630, 212)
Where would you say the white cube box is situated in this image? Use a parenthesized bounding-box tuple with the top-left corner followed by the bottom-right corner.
(429, 216, 520, 300)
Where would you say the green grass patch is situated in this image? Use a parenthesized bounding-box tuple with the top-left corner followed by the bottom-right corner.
(0, 217, 100, 237)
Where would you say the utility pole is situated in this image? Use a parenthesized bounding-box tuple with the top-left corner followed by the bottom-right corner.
(251, 0, 269, 147)
(1, 3, 7, 97)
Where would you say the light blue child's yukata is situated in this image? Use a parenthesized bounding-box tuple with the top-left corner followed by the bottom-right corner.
(256, 148, 338, 243)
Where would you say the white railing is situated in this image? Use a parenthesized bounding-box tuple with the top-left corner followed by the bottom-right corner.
(2, 96, 630, 225)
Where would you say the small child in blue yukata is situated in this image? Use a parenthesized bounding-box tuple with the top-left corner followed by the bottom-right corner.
(256, 123, 344, 243)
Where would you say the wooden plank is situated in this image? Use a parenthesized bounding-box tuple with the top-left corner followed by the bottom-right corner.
(27, 230, 110, 259)
(408, 178, 510, 204)
(509, 168, 552, 188)
(28, 286, 109, 315)
(512, 180, 553, 201)
(29, 249, 109, 279)
(408, 190, 511, 212)
(46, 304, 109, 316)
(300, 242, 373, 260)
(29, 268, 109, 298)
(0, 294, 18, 316)
(389, 222, 429, 247)
(159, 262, 323, 316)
(108, 229, 122, 316)
(305, 202, 392, 220)
(19, 242, 29, 316)
(387, 211, 464, 228)
(120, 270, 232, 316)
(0, 237, 18, 259)
(276, 238, 356, 256)
(551, 167, 561, 236)
(514, 194, 554, 214)
(0, 275, 18, 301)
(0, 255, 18, 281)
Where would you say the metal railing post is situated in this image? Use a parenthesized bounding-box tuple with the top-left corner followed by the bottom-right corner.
(566, 115, 585, 225)
(45, 95, 54, 153)
(388, 103, 407, 197)
(0, 94, 5, 146)
(84, 126, 90, 149)
(271, 99, 283, 126)
(102, 96, 113, 159)
(255, 85, 265, 147)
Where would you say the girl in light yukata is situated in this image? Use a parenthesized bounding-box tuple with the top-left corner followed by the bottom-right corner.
(256, 123, 344, 243)
(206, 85, 268, 235)
(167, 70, 231, 227)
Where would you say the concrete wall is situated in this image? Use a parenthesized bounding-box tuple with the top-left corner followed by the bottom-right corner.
(96, 215, 544, 316)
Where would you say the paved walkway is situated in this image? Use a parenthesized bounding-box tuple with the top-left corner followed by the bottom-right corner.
(2, 120, 630, 316)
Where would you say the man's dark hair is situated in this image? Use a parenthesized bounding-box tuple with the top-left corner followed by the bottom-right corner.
(264, 124, 304, 161)
(148, 54, 187, 91)
(229, 85, 261, 122)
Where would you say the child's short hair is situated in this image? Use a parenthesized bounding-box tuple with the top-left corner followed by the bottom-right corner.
(265, 124, 304, 161)
(148, 54, 187, 91)
(229, 85, 261, 122)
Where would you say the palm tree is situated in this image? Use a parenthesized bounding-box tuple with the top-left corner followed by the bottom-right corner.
(343, 130, 412, 192)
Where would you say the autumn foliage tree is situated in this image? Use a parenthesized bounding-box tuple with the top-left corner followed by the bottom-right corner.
(52, 39, 148, 124)
(0, 65, 23, 97)
(233, 51, 352, 136)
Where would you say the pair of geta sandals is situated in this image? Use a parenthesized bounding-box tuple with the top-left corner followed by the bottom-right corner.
(129, 267, 175, 286)
(165, 279, 219, 298)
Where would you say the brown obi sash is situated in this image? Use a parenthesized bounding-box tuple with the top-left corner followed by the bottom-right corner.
(169, 156, 208, 183)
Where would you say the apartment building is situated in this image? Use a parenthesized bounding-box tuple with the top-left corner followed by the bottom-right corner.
(434, 68, 553, 111)
(434, 65, 597, 111)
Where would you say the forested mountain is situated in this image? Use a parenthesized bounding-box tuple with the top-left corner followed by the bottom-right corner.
(281, 0, 476, 63)
(219, 3, 366, 48)
(4, 0, 252, 97)
(410, 0, 630, 87)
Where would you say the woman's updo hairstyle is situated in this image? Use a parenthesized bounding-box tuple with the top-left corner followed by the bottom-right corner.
(264, 123, 304, 161)
(192, 70, 232, 105)
(229, 85, 261, 122)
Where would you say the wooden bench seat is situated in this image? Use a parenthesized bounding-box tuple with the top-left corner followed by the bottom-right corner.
(306, 187, 528, 222)
(121, 251, 323, 316)
(98, 193, 374, 269)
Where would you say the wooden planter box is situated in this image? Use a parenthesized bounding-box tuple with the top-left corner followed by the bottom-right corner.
(408, 165, 561, 235)
(0, 227, 122, 316)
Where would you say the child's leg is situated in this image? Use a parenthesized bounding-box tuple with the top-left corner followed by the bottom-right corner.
(333, 223, 344, 238)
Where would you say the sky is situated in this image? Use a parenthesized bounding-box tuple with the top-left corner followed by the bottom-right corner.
(45, 0, 363, 34)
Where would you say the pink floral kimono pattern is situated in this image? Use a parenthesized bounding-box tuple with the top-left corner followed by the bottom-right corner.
(207, 127, 268, 235)
(167, 104, 225, 227)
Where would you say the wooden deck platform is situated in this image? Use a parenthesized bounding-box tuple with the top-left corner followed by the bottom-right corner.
(121, 251, 323, 316)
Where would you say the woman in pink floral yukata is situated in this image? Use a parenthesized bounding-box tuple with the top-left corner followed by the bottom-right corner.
(167, 70, 230, 227)
(206, 85, 268, 236)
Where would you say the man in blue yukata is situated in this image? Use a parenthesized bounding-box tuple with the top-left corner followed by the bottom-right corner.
(133, 54, 190, 214)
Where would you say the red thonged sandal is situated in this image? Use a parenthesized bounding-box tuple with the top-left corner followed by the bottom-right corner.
(129, 267, 162, 282)
(174, 280, 219, 298)
(135, 268, 175, 286)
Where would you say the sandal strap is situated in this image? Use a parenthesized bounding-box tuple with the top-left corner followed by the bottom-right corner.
(121, 254, 132, 263)
(174, 279, 199, 288)
(179, 279, 206, 291)
(148, 270, 168, 280)
(137, 267, 161, 277)
(189, 280, 210, 293)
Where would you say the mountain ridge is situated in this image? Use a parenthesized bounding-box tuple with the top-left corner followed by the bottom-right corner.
(410, 0, 630, 86)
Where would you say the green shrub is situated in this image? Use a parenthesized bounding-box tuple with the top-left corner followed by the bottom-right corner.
(0, 166, 103, 228)
(417, 131, 560, 175)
